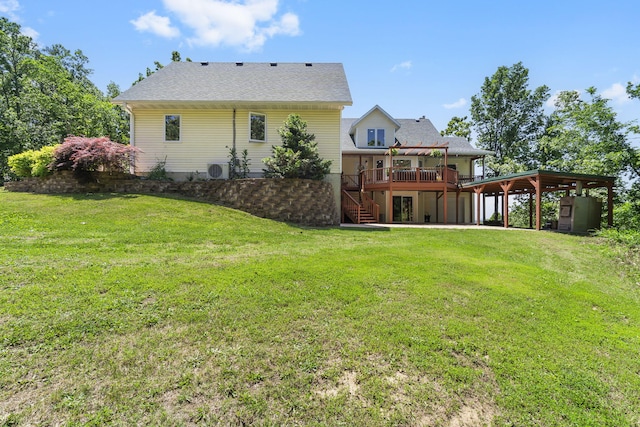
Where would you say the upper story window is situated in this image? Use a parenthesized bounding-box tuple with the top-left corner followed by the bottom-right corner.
(367, 128, 385, 147)
(165, 115, 181, 142)
(250, 112, 266, 142)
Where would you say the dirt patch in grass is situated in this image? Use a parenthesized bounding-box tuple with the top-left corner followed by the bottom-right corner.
(315, 370, 359, 398)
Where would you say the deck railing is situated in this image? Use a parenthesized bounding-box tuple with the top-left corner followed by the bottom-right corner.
(458, 174, 485, 184)
(341, 174, 360, 189)
(344, 169, 485, 190)
(361, 167, 460, 185)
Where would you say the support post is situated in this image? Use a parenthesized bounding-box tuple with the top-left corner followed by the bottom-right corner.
(474, 186, 485, 226)
(607, 182, 614, 227)
(529, 192, 533, 229)
(499, 181, 515, 228)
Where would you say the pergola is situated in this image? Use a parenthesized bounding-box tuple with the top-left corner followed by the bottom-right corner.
(461, 170, 615, 230)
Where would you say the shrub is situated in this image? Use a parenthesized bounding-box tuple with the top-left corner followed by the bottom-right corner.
(52, 136, 139, 174)
(228, 146, 251, 179)
(8, 150, 35, 177)
(32, 145, 58, 177)
(8, 145, 59, 178)
(147, 158, 171, 181)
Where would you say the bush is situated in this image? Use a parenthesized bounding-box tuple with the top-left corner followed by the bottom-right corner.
(8, 145, 59, 178)
(32, 145, 58, 177)
(147, 158, 171, 181)
(52, 136, 139, 174)
(8, 151, 35, 177)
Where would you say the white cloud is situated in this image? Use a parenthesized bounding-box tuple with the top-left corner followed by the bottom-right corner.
(21, 26, 38, 40)
(0, 0, 19, 20)
(546, 91, 560, 108)
(391, 61, 412, 72)
(1, 1, 38, 41)
(130, 10, 180, 39)
(161, 0, 300, 51)
(443, 98, 467, 109)
(601, 82, 631, 104)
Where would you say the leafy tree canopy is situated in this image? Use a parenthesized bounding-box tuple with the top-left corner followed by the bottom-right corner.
(0, 17, 129, 178)
(539, 88, 639, 184)
(441, 116, 472, 141)
(470, 62, 550, 175)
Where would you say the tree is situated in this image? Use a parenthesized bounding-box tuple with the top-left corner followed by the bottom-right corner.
(0, 17, 37, 175)
(539, 88, 638, 180)
(441, 116, 472, 140)
(263, 114, 331, 180)
(0, 17, 130, 178)
(52, 136, 139, 174)
(470, 62, 550, 175)
(627, 82, 640, 100)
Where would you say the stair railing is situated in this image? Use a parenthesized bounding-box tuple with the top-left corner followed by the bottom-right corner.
(341, 190, 361, 224)
(360, 192, 379, 222)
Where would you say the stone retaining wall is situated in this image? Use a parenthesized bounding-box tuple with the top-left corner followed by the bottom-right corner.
(4, 172, 339, 226)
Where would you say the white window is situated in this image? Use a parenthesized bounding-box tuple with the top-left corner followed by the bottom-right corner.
(164, 115, 180, 142)
(367, 128, 385, 147)
(250, 112, 266, 142)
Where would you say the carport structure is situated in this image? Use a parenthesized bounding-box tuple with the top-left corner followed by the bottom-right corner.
(461, 170, 615, 230)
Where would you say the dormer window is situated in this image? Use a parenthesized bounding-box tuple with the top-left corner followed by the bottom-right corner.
(367, 128, 385, 147)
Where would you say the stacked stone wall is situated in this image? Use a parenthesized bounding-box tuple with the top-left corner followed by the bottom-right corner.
(4, 172, 339, 226)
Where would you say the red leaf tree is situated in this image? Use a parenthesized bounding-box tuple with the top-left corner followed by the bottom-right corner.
(52, 136, 140, 174)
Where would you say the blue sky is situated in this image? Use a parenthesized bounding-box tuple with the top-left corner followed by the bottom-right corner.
(2, 0, 639, 137)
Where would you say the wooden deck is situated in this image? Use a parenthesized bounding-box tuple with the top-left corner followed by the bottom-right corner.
(342, 167, 483, 192)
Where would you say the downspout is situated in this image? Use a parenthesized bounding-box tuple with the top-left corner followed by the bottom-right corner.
(232, 108, 236, 153)
(124, 103, 135, 174)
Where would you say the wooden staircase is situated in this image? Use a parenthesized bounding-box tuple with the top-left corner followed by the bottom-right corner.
(341, 190, 379, 224)
(355, 206, 377, 224)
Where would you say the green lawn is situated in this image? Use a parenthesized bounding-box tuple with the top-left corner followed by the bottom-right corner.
(1, 190, 639, 426)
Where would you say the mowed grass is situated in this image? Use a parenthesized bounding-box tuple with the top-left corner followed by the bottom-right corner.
(1, 190, 639, 426)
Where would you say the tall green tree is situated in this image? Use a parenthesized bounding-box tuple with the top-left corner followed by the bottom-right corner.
(440, 116, 472, 141)
(0, 17, 37, 174)
(470, 62, 550, 175)
(263, 114, 331, 180)
(0, 17, 129, 178)
(539, 88, 639, 180)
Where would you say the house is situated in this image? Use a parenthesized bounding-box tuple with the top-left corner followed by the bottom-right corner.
(112, 61, 352, 207)
(341, 105, 492, 224)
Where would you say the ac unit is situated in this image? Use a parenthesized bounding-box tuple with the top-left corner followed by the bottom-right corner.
(207, 163, 229, 180)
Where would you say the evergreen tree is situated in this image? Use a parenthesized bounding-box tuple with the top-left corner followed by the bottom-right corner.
(263, 114, 331, 180)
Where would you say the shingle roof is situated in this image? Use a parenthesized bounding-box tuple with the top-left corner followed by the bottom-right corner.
(341, 116, 492, 157)
(113, 62, 352, 106)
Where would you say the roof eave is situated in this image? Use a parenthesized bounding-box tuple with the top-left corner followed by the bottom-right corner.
(111, 100, 353, 109)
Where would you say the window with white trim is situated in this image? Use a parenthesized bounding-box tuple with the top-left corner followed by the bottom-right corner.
(367, 128, 385, 146)
(250, 112, 266, 142)
(164, 115, 180, 142)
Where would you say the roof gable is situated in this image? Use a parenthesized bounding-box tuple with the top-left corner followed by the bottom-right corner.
(348, 104, 401, 134)
(341, 107, 493, 157)
(113, 62, 352, 107)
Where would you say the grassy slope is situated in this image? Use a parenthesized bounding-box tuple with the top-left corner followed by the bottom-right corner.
(0, 190, 639, 426)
